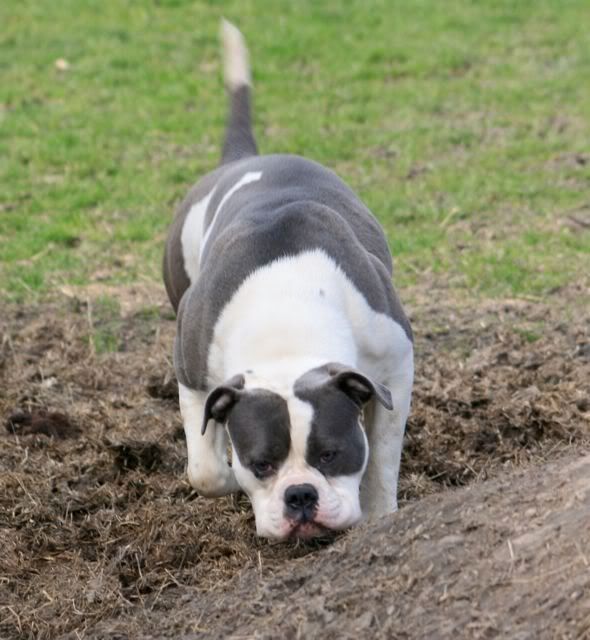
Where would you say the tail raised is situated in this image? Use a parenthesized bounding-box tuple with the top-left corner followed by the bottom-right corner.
(220, 19, 258, 165)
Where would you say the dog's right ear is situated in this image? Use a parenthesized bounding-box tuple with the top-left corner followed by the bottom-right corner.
(201, 374, 245, 434)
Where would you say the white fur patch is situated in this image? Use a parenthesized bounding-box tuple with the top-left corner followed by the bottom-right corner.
(221, 19, 251, 90)
(207, 249, 412, 387)
(178, 382, 239, 497)
(287, 397, 313, 460)
(199, 170, 262, 264)
(181, 189, 215, 283)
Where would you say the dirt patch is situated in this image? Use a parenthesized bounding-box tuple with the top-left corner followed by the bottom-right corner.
(0, 285, 588, 639)
(92, 452, 590, 640)
(400, 290, 590, 501)
(106, 440, 166, 474)
(6, 409, 80, 439)
(146, 372, 179, 403)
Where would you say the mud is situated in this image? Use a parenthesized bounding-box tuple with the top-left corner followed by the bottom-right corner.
(0, 283, 588, 639)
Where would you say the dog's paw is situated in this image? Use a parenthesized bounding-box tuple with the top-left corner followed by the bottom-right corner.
(363, 498, 398, 522)
(187, 464, 240, 497)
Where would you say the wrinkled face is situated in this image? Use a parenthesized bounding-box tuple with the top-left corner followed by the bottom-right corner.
(229, 385, 368, 538)
(204, 364, 392, 540)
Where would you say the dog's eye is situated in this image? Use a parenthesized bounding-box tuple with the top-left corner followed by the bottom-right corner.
(319, 451, 337, 465)
(252, 461, 274, 478)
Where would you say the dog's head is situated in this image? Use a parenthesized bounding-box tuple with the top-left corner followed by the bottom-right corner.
(202, 363, 392, 539)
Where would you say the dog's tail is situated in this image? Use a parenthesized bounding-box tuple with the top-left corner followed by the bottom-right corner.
(220, 19, 258, 165)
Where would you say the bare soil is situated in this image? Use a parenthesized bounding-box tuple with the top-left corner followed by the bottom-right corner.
(0, 283, 588, 639)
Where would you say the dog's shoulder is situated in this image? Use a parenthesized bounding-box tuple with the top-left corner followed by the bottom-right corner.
(200, 154, 393, 269)
(170, 154, 411, 391)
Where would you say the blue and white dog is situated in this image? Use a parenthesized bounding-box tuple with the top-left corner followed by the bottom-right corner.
(163, 21, 413, 539)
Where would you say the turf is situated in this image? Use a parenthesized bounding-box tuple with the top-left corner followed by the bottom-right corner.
(1, 0, 589, 302)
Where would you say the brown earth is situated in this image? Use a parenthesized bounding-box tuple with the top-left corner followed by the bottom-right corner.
(0, 283, 588, 639)
(95, 451, 590, 640)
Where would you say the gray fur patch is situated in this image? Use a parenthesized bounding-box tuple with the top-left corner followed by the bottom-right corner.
(163, 165, 226, 312)
(226, 390, 291, 477)
(294, 367, 367, 477)
(221, 86, 258, 164)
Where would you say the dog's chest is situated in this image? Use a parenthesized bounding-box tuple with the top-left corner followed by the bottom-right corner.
(206, 251, 410, 387)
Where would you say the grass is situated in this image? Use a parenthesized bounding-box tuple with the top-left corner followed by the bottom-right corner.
(1, 0, 589, 302)
(87, 294, 122, 354)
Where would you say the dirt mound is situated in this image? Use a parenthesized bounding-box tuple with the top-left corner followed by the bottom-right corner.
(0, 286, 588, 639)
(93, 452, 590, 640)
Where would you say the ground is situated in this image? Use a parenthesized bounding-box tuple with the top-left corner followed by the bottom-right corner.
(1, 284, 588, 639)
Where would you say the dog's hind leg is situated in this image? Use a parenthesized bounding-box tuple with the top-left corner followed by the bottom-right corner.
(179, 383, 240, 497)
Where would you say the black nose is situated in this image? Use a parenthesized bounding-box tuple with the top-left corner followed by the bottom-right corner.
(284, 483, 319, 522)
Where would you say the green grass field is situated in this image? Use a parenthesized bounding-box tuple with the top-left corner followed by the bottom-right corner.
(2, 0, 589, 302)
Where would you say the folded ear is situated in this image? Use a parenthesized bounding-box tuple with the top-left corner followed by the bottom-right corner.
(201, 374, 245, 434)
(325, 363, 393, 410)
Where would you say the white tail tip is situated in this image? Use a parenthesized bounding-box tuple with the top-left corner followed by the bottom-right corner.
(220, 18, 251, 90)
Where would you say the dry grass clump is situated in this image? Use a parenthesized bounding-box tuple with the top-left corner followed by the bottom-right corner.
(400, 295, 589, 499)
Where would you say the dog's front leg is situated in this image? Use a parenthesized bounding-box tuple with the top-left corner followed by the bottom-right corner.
(178, 383, 240, 497)
(360, 366, 413, 519)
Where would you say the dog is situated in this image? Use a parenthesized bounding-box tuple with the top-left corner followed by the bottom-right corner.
(163, 21, 414, 539)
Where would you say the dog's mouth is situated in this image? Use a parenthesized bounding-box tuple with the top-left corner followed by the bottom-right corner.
(288, 521, 332, 540)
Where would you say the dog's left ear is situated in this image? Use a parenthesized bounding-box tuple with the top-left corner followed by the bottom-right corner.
(326, 363, 393, 410)
(201, 374, 245, 434)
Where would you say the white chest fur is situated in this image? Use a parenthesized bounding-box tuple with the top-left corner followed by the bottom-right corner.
(206, 249, 412, 388)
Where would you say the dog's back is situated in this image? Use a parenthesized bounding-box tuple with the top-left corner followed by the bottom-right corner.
(163, 22, 411, 382)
